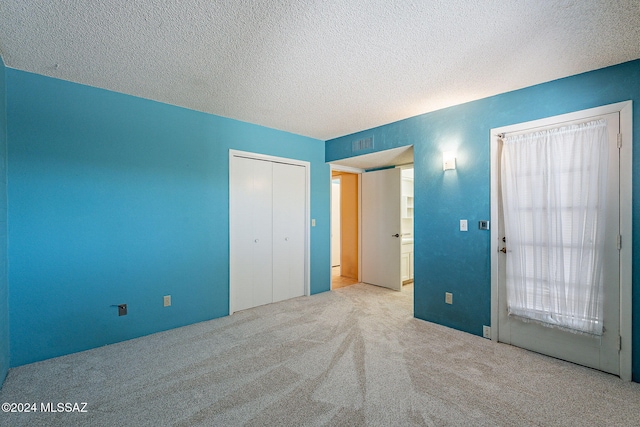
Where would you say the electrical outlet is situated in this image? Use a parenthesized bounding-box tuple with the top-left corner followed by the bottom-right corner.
(483, 325, 491, 339)
(445, 292, 453, 304)
(163, 295, 171, 307)
(118, 304, 127, 316)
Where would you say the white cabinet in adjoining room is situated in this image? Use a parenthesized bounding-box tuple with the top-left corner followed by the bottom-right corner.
(400, 168, 414, 283)
(401, 251, 410, 282)
(229, 151, 309, 313)
(402, 242, 414, 283)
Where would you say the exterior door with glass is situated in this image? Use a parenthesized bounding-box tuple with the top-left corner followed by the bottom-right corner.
(497, 112, 620, 375)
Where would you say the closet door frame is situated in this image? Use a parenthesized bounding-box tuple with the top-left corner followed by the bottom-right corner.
(229, 149, 311, 314)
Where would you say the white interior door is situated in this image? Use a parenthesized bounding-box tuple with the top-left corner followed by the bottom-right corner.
(362, 168, 402, 291)
(272, 162, 306, 303)
(231, 157, 273, 312)
(497, 112, 620, 375)
(331, 179, 341, 268)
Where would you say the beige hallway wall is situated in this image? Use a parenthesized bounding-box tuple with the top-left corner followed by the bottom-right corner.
(333, 171, 358, 280)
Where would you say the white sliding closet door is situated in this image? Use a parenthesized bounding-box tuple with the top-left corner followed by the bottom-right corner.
(231, 157, 273, 312)
(273, 162, 306, 302)
(230, 152, 309, 313)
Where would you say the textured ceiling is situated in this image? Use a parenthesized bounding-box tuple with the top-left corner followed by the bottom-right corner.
(1, 1, 639, 140)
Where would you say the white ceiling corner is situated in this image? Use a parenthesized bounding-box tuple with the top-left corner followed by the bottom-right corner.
(0, 0, 638, 140)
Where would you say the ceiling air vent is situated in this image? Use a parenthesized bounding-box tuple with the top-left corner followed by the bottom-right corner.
(352, 136, 373, 153)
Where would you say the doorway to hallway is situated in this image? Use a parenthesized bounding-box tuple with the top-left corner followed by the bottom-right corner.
(331, 170, 359, 289)
(329, 145, 414, 299)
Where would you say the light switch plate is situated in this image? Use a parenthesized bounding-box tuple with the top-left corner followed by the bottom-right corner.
(445, 292, 453, 304)
(163, 295, 171, 307)
(460, 219, 468, 231)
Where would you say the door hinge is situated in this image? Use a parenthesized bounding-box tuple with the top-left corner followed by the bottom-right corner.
(617, 335, 622, 352)
(617, 235, 622, 251)
(617, 133, 622, 148)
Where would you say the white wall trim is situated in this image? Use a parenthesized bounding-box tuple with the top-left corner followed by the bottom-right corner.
(490, 100, 633, 381)
(229, 149, 311, 315)
(619, 101, 633, 381)
(357, 172, 362, 284)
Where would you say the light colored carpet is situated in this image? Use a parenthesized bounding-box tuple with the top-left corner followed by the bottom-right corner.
(1, 283, 639, 426)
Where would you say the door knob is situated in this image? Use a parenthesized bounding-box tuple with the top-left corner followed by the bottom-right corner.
(392, 234, 400, 237)
(254, 239, 259, 243)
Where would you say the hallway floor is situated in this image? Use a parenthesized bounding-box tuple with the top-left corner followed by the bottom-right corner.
(331, 266, 358, 289)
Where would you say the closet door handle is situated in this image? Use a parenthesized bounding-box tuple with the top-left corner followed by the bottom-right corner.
(285, 237, 289, 241)
(254, 239, 259, 243)
(392, 234, 400, 238)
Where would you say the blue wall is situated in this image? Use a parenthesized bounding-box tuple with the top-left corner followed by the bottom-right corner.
(4, 58, 639, 384)
(0, 58, 8, 386)
(327, 59, 640, 382)
(6, 69, 330, 367)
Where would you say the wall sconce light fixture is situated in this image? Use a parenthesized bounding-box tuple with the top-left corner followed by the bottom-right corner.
(443, 151, 456, 171)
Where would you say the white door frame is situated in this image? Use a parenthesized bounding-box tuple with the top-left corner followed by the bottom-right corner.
(490, 101, 633, 380)
(329, 161, 415, 292)
(331, 177, 342, 269)
(229, 149, 311, 314)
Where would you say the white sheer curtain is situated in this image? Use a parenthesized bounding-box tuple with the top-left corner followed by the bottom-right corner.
(501, 119, 609, 335)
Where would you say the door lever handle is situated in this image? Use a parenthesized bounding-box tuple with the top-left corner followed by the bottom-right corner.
(500, 247, 507, 253)
(392, 234, 399, 237)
